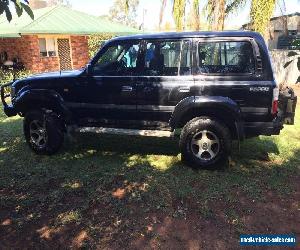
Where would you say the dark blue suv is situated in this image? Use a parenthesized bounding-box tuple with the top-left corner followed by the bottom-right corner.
(1, 31, 297, 168)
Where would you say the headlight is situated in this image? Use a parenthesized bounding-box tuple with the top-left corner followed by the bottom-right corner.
(10, 86, 16, 98)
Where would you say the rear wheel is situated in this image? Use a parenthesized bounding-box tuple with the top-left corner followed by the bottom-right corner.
(24, 110, 64, 155)
(179, 117, 231, 169)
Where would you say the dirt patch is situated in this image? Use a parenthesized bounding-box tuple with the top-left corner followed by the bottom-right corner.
(0, 177, 299, 249)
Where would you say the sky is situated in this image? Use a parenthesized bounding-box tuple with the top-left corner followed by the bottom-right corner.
(70, 0, 300, 30)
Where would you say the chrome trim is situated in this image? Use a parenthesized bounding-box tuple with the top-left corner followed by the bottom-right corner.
(65, 102, 175, 111)
(66, 103, 136, 110)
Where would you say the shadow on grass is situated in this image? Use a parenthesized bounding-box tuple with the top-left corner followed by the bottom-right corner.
(0, 116, 299, 249)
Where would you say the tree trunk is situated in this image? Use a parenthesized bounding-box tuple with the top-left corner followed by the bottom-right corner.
(159, 0, 167, 30)
(212, 0, 225, 31)
(191, 0, 200, 30)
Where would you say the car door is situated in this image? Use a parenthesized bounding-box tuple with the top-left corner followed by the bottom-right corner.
(135, 39, 194, 126)
(193, 37, 272, 122)
(71, 41, 142, 123)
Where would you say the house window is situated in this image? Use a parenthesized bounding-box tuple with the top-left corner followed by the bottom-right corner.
(38, 38, 57, 57)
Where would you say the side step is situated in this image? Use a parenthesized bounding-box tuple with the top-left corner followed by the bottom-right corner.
(76, 127, 175, 138)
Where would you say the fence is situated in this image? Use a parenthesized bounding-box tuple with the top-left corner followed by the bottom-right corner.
(270, 50, 299, 85)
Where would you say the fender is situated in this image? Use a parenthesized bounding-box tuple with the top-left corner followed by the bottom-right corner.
(13, 89, 71, 121)
(169, 96, 244, 139)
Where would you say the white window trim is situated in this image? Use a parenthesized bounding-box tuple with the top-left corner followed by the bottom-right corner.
(38, 36, 58, 58)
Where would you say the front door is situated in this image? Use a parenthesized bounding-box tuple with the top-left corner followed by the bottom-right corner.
(75, 40, 142, 123)
(57, 38, 72, 71)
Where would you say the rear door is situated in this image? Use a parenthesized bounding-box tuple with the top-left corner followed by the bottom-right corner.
(135, 39, 194, 125)
(193, 38, 273, 122)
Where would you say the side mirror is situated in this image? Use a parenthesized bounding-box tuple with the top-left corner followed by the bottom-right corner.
(86, 63, 93, 75)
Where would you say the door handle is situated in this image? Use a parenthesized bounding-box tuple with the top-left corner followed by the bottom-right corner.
(122, 86, 133, 92)
(178, 86, 190, 93)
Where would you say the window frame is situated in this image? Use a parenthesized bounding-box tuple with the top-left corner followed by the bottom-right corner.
(193, 37, 260, 78)
(140, 38, 193, 77)
(91, 40, 144, 76)
(38, 37, 58, 58)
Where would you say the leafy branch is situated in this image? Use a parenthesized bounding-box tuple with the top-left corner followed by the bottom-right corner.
(0, 0, 34, 22)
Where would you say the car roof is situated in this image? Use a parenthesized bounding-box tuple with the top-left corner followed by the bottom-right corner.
(110, 31, 264, 41)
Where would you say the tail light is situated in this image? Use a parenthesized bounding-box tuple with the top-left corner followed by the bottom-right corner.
(272, 87, 279, 115)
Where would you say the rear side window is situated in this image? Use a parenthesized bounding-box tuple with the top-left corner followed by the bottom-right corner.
(143, 40, 191, 76)
(196, 41, 255, 75)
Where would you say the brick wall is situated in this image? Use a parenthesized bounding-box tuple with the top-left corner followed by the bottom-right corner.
(0, 35, 89, 73)
(70, 36, 89, 70)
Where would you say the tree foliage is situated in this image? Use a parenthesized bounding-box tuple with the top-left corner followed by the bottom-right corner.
(109, 0, 139, 28)
(88, 34, 115, 58)
(172, 0, 186, 31)
(0, 0, 34, 22)
(206, 0, 246, 31)
(190, 0, 200, 30)
(250, 0, 276, 37)
(159, 0, 246, 31)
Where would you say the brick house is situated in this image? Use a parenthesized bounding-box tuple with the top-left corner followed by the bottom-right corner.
(0, 6, 139, 73)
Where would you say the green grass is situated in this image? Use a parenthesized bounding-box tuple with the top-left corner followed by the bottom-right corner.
(0, 107, 299, 247)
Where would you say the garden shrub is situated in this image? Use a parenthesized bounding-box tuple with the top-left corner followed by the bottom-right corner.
(88, 34, 116, 58)
(0, 69, 31, 85)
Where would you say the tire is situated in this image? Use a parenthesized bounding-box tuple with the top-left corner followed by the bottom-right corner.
(179, 117, 231, 169)
(24, 110, 64, 155)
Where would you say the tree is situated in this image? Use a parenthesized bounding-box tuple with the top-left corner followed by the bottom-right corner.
(190, 0, 200, 30)
(250, 0, 276, 37)
(158, 0, 245, 32)
(109, 0, 139, 28)
(0, 0, 34, 22)
(159, 0, 167, 30)
(207, 0, 225, 30)
(172, 0, 187, 31)
(206, 0, 246, 31)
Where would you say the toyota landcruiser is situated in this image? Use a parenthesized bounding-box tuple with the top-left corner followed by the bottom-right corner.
(1, 31, 297, 168)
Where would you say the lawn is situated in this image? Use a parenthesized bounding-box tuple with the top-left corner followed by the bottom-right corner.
(0, 99, 299, 249)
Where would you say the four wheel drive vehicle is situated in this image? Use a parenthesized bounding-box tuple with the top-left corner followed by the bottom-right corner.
(1, 31, 297, 169)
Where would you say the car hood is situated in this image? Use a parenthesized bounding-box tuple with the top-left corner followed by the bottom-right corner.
(26, 69, 84, 80)
(12, 69, 84, 93)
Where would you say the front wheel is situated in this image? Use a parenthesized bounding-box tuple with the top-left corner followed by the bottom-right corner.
(179, 117, 231, 169)
(24, 110, 64, 155)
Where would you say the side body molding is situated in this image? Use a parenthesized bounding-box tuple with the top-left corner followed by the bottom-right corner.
(169, 96, 244, 139)
(14, 89, 71, 120)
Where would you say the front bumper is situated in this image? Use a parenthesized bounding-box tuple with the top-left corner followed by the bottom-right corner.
(1, 82, 17, 117)
(3, 104, 17, 117)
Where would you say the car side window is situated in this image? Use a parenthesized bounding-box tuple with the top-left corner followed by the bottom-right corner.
(143, 40, 191, 76)
(93, 42, 141, 76)
(196, 41, 255, 75)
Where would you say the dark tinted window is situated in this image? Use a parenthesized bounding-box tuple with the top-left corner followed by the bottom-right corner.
(143, 40, 191, 76)
(196, 41, 255, 74)
(93, 42, 141, 75)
